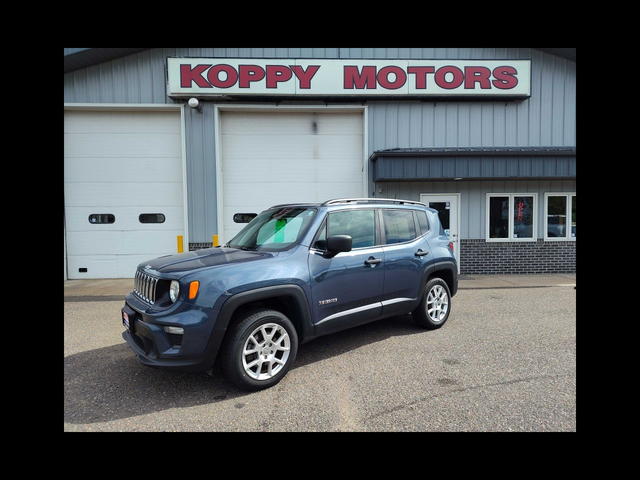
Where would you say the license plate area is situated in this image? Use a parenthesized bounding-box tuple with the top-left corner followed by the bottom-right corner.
(122, 305, 138, 333)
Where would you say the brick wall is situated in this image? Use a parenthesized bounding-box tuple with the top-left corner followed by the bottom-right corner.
(460, 239, 576, 275)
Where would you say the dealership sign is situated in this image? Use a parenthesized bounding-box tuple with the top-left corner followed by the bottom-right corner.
(167, 58, 531, 98)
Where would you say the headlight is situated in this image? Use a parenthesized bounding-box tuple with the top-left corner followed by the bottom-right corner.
(169, 280, 180, 303)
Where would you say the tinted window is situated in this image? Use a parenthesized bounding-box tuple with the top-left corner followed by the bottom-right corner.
(382, 210, 417, 244)
(416, 211, 430, 235)
(139, 213, 165, 224)
(88, 214, 115, 224)
(328, 210, 375, 248)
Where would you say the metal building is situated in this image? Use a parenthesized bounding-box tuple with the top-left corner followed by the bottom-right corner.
(64, 48, 576, 279)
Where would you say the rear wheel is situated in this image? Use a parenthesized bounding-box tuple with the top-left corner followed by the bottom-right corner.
(220, 309, 298, 391)
(412, 278, 451, 329)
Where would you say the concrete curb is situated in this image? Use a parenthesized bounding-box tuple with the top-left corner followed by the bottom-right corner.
(64, 274, 576, 300)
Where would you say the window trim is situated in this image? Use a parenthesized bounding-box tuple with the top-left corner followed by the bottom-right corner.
(485, 193, 538, 242)
(544, 192, 576, 241)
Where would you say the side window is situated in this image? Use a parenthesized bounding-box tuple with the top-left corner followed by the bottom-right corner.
(328, 210, 375, 248)
(415, 211, 430, 235)
(382, 209, 417, 244)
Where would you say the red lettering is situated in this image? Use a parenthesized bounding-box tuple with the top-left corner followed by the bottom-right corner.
(435, 66, 464, 90)
(207, 64, 238, 88)
(464, 66, 491, 89)
(238, 65, 265, 88)
(266, 65, 293, 88)
(343, 65, 377, 89)
(291, 65, 320, 89)
(492, 66, 519, 89)
(180, 64, 211, 88)
(407, 66, 435, 89)
(377, 66, 406, 90)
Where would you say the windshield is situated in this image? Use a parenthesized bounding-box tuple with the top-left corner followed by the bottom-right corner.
(226, 207, 317, 251)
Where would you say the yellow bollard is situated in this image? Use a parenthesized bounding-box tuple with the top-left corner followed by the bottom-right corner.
(177, 235, 184, 253)
(213, 234, 219, 247)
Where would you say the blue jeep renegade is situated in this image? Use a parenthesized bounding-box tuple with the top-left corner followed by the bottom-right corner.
(121, 198, 458, 391)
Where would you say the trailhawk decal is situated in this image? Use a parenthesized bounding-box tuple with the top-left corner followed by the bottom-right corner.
(167, 58, 531, 98)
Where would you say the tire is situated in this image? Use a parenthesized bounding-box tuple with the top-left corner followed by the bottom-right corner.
(220, 309, 298, 391)
(412, 277, 452, 330)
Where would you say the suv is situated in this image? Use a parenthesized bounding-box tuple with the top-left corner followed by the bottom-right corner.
(121, 198, 458, 391)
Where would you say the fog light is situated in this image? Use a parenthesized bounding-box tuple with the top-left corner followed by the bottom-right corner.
(164, 326, 184, 335)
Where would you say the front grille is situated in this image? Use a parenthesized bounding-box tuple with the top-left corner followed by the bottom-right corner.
(133, 270, 158, 304)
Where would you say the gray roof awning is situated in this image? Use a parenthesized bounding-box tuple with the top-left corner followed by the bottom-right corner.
(370, 146, 576, 181)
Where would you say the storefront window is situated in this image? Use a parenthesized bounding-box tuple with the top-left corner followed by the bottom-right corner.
(513, 196, 534, 239)
(488, 196, 509, 239)
(487, 194, 537, 241)
(546, 195, 567, 237)
(544, 193, 576, 240)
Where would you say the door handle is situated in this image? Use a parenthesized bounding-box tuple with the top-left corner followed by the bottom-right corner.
(415, 249, 429, 257)
(364, 257, 382, 265)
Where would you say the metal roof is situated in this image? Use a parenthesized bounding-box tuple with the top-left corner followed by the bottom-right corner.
(370, 146, 576, 161)
(370, 147, 576, 182)
(64, 48, 576, 74)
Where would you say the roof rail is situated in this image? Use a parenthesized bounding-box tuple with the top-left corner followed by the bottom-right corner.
(322, 198, 426, 206)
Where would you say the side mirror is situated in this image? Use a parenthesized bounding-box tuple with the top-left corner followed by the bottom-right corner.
(233, 213, 257, 223)
(326, 235, 352, 256)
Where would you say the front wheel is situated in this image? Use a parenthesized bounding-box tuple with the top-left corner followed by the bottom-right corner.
(412, 278, 452, 329)
(220, 309, 298, 391)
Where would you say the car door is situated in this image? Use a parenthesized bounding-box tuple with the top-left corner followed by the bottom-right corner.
(308, 208, 385, 336)
(380, 209, 434, 317)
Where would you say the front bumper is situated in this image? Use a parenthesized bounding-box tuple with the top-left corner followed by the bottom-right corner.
(121, 294, 223, 372)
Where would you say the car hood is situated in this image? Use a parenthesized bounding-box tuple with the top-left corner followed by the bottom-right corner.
(141, 247, 274, 274)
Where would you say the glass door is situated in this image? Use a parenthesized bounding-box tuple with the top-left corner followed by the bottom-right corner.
(420, 194, 460, 273)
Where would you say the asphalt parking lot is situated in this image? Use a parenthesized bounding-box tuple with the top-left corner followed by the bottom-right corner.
(64, 275, 576, 432)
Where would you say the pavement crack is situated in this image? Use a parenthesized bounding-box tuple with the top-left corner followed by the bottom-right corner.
(366, 373, 575, 422)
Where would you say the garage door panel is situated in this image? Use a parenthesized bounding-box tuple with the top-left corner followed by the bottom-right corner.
(67, 255, 119, 279)
(65, 111, 181, 134)
(66, 206, 184, 232)
(65, 110, 184, 279)
(222, 134, 361, 160)
(122, 231, 182, 254)
(64, 157, 182, 183)
(220, 110, 363, 243)
(67, 231, 123, 255)
(64, 133, 182, 158)
(221, 111, 362, 135)
(65, 182, 183, 207)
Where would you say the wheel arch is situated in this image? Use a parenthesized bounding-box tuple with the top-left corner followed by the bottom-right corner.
(216, 285, 313, 344)
(424, 260, 458, 297)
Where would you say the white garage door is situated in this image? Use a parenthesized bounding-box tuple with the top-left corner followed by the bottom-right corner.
(64, 110, 184, 279)
(220, 110, 364, 242)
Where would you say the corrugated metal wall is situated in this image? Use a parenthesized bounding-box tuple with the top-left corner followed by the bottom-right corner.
(372, 153, 577, 181)
(64, 48, 576, 242)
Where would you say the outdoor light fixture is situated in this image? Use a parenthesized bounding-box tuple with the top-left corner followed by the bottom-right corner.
(188, 97, 202, 113)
